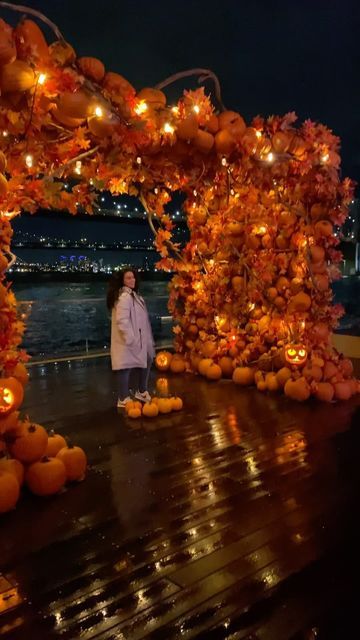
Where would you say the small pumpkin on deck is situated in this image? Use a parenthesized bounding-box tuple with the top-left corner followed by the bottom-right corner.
(56, 444, 87, 482)
(9, 422, 48, 464)
(26, 457, 66, 496)
(0, 454, 24, 487)
(0, 470, 20, 513)
(46, 432, 67, 457)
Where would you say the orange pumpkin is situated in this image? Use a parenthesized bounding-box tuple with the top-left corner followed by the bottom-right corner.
(128, 408, 142, 419)
(205, 114, 219, 134)
(285, 344, 308, 366)
(158, 398, 173, 414)
(51, 106, 85, 128)
(265, 372, 280, 392)
(142, 402, 159, 417)
(56, 445, 87, 482)
(284, 377, 311, 402)
(125, 400, 142, 414)
(289, 292, 311, 312)
(333, 381, 352, 401)
(310, 203, 327, 220)
(315, 382, 334, 403)
(241, 127, 259, 154)
(26, 457, 66, 496)
(193, 129, 215, 153)
(170, 397, 183, 411)
(155, 351, 173, 371)
(0, 60, 35, 93)
(302, 363, 322, 382)
(170, 357, 186, 373)
(46, 432, 67, 457)
(57, 91, 92, 119)
(0, 456, 24, 487)
(0, 470, 20, 513)
(0, 19, 16, 66)
(314, 220, 333, 237)
(276, 367, 292, 388)
(87, 112, 120, 137)
(338, 358, 353, 378)
(9, 422, 48, 463)
(77, 56, 105, 83)
(14, 19, 49, 62)
(310, 245, 325, 263)
(232, 367, 255, 386)
(49, 40, 76, 66)
(0, 411, 20, 436)
(219, 357, 234, 377)
(201, 341, 217, 358)
(232, 275, 244, 291)
(198, 358, 213, 376)
(137, 87, 166, 109)
(323, 361, 338, 381)
(11, 363, 29, 386)
(176, 114, 199, 141)
(215, 129, 236, 154)
(103, 71, 135, 102)
(218, 111, 246, 138)
(206, 364, 222, 380)
(314, 274, 329, 292)
(0, 377, 24, 416)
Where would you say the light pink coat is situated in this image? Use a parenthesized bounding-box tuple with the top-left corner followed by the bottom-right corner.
(110, 287, 155, 370)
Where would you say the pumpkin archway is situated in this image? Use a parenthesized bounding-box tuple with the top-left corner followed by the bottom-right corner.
(0, 2, 359, 411)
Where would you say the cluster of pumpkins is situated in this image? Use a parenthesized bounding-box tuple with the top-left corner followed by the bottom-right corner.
(124, 395, 183, 419)
(0, 16, 306, 161)
(0, 371, 87, 514)
(155, 349, 359, 403)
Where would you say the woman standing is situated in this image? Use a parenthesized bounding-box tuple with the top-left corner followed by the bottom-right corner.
(107, 269, 155, 408)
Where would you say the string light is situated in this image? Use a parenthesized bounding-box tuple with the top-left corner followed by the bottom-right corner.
(163, 122, 174, 134)
(94, 105, 103, 118)
(25, 154, 33, 168)
(2, 130, 8, 137)
(134, 101, 148, 116)
(74, 160, 82, 175)
(193, 105, 200, 114)
(255, 130, 262, 138)
(171, 106, 179, 115)
(321, 152, 329, 164)
(38, 73, 47, 85)
(265, 152, 274, 163)
(136, 156, 142, 164)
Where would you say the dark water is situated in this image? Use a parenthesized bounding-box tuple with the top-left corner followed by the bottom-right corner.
(13, 280, 172, 359)
(13, 276, 360, 359)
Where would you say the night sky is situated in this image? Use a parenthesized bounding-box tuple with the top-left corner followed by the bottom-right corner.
(3, 0, 360, 242)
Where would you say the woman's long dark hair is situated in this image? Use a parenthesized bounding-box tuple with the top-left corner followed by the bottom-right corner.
(106, 269, 140, 310)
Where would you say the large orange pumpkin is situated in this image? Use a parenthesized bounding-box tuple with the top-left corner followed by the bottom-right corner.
(9, 422, 48, 464)
(198, 358, 213, 376)
(333, 381, 352, 401)
(206, 364, 222, 380)
(170, 357, 186, 374)
(0, 19, 16, 66)
(11, 363, 29, 387)
(26, 457, 67, 496)
(158, 398, 173, 414)
(103, 71, 135, 101)
(218, 111, 246, 138)
(51, 106, 85, 128)
(56, 445, 87, 482)
(0, 470, 20, 513)
(315, 382, 334, 403)
(14, 19, 49, 62)
(57, 91, 92, 119)
(0, 60, 35, 93)
(314, 220, 333, 237)
(77, 57, 105, 83)
(284, 377, 311, 402)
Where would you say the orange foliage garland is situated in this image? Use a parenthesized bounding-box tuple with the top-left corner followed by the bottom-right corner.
(0, 4, 358, 409)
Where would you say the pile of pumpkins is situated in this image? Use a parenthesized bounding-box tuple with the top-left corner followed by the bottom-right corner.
(0, 373, 87, 514)
(124, 395, 183, 419)
(155, 349, 359, 403)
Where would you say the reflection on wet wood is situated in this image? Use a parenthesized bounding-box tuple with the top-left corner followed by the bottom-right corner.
(0, 358, 359, 639)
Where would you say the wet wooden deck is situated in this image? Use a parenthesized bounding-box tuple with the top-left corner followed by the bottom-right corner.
(1, 357, 360, 639)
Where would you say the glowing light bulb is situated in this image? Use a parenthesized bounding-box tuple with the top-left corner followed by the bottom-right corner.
(136, 156, 142, 164)
(221, 157, 227, 166)
(266, 152, 274, 163)
(25, 154, 33, 168)
(38, 73, 46, 85)
(321, 153, 329, 164)
(2, 130, 8, 137)
(171, 106, 179, 115)
(75, 160, 82, 175)
(193, 104, 200, 114)
(94, 105, 103, 118)
(163, 122, 174, 134)
(255, 130, 262, 139)
(134, 101, 148, 116)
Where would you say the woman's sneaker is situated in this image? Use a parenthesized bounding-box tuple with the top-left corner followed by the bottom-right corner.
(135, 390, 151, 403)
(117, 396, 132, 408)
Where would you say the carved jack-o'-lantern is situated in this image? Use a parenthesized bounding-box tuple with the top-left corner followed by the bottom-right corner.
(155, 351, 173, 371)
(285, 344, 308, 366)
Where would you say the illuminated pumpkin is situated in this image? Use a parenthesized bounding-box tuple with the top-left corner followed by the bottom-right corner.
(52, 106, 85, 128)
(56, 444, 87, 482)
(0, 377, 24, 416)
(26, 457, 67, 496)
(232, 367, 255, 386)
(0, 60, 35, 93)
(142, 402, 159, 417)
(285, 344, 308, 366)
(241, 127, 258, 153)
(155, 351, 173, 371)
(314, 274, 329, 292)
(232, 276, 244, 291)
(103, 72, 135, 100)
(0, 470, 20, 513)
(156, 377, 169, 395)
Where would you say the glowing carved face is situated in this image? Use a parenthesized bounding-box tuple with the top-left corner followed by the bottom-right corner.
(285, 344, 308, 366)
